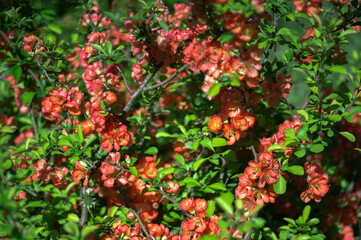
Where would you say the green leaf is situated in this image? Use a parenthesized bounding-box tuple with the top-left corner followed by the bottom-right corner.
(47, 23, 62, 34)
(328, 65, 347, 74)
(77, 124, 84, 142)
(200, 235, 219, 240)
(297, 110, 309, 121)
(21, 91, 36, 104)
(183, 177, 201, 187)
(27, 201, 46, 208)
(81, 225, 98, 239)
(297, 128, 308, 141)
(211, 137, 227, 147)
(200, 138, 215, 152)
(174, 155, 185, 165)
(156, 131, 176, 138)
(178, 125, 187, 138)
(273, 174, 286, 194)
(217, 31, 235, 44)
(339, 131, 355, 142)
(145, 146, 158, 155)
(58, 138, 73, 147)
(65, 181, 78, 194)
(158, 20, 169, 32)
(268, 144, 286, 151)
(277, 28, 298, 48)
(328, 114, 342, 122)
(84, 135, 97, 148)
(109, 206, 119, 217)
(105, 41, 113, 55)
(349, 106, 361, 115)
(130, 166, 138, 177)
(40, 9, 56, 19)
(309, 144, 324, 153)
(64, 222, 79, 236)
(205, 200, 215, 218)
(302, 205, 311, 222)
(67, 213, 79, 222)
(12, 65, 22, 82)
(208, 182, 227, 191)
(19, 117, 33, 125)
(193, 158, 207, 171)
(91, 44, 104, 52)
(208, 83, 221, 97)
(288, 165, 304, 175)
(294, 149, 306, 158)
(215, 192, 234, 216)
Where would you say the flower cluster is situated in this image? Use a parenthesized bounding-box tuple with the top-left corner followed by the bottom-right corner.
(41, 80, 83, 124)
(208, 88, 255, 145)
(300, 161, 329, 203)
(235, 153, 279, 209)
(179, 198, 222, 240)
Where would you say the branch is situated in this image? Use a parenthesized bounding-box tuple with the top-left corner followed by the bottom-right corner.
(0, 30, 10, 44)
(21, 187, 46, 203)
(107, 160, 193, 219)
(79, 186, 88, 227)
(316, 56, 325, 135)
(243, 210, 260, 240)
(128, 208, 155, 240)
(284, 99, 295, 121)
(301, 94, 311, 110)
(35, 56, 54, 86)
(123, 68, 159, 113)
(262, 5, 278, 65)
(248, 131, 258, 160)
(28, 69, 43, 91)
(158, 188, 193, 219)
(143, 64, 189, 91)
(346, 88, 361, 112)
(115, 65, 132, 94)
(30, 104, 38, 136)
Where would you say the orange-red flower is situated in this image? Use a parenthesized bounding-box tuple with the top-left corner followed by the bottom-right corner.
(208, 115, 223, 132)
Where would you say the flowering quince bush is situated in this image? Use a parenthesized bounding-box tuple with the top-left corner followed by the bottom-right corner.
(1, 0, 361, 239)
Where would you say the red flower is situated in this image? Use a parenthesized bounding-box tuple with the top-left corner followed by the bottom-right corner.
(194, 198, 207, 212)
(71, 161, 90, 186)
(258, 168, 279, 188)
(208, 115, 223, 132)
(245, 160, 262, 180)
(223, 123, 240, 145)
(180, 198, 195, 212)
(102, 91, 118, 104)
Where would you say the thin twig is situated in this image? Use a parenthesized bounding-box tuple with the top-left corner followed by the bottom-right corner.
(248, 131, 258, 160)
(28, 69, 43, 91)
(243, 210, 259, 240)
(19, 187, 46, 203)
(123, 68, 159, 113)
(316, 55, 325, 135)
(79, 186, 88, 227)
(301, 94, 311, 110)
(262, 5, 278, 65)
(143, 64, 189, 91)
(285, 99, 295, 121)
(346, 88, 361, 112)
(30, 104, 38, 136)
(128, 208, 155, 240)
(219, 156, 226, 182)
(158, 188, 193, 219)
(0, 30, 10, 43)
(115, 65, 132, 94)
(35, 56, 54, 86)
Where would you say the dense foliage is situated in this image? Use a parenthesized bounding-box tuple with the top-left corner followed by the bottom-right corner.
(1, 0, 361, 239)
